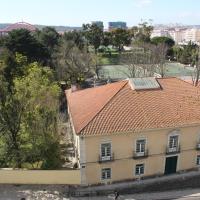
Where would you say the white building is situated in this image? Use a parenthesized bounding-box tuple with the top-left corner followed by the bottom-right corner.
(184, 28, 200, 43)
(168, 28, 186, 44)
(151, 27, 200, 45)
(151, 29, 170, 38)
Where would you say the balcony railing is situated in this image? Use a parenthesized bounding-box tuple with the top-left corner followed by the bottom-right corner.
(99, 153, 114, 163)
(196, 143, 200, 150)
(133, 150, 148, 159)
(166, 145, 180, 155)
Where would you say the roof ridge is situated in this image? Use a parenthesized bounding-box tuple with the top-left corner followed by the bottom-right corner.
(79, 81, 128, 134)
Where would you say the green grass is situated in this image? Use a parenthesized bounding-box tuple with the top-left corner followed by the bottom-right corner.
(98, 53, 120, 65)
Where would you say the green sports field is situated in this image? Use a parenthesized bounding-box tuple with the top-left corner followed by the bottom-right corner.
(99, 62, 194, 80)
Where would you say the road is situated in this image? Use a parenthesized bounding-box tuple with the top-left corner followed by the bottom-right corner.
(71, 190, 200, 200)
(1, 185, 200, 200)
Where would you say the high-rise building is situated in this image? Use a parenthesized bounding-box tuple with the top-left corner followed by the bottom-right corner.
(108, 21, 127, 31)
(91, 21, 104, 30)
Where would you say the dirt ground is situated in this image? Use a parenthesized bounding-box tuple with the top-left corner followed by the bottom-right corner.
(0, 185, 69, 200)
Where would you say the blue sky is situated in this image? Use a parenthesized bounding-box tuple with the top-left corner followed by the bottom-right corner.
(1, 0, 200, 27)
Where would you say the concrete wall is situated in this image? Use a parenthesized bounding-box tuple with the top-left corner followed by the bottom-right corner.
(81, 125, 200, 185)
(0, 169, 80, 184)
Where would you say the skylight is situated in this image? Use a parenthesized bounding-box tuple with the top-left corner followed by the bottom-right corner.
(129, 77, 161, 90)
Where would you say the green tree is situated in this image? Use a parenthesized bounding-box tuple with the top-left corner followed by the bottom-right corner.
(151, 36, 175, 47)
(63, 30, 85, 50)
(134, 21, 153, 44)
(83, 23, 104, 53)
(0, 62, 62, 169)
(111, 28, 131, 52)
(4, 29, 48, 63)
(34, 27, 60, 66)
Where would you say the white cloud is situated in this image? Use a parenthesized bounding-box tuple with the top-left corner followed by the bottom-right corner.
(134, 0, 152, 8)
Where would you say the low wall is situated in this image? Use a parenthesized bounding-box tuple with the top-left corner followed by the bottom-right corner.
(0, 169, 80, 185)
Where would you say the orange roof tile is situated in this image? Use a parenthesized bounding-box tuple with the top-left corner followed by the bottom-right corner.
(66, 81, 127, 133)
(66, 78, 200, 136)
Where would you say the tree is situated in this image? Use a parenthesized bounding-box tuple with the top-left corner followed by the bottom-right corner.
(151, 36, 175, 47)
(153, 43, 169, 77)
(63, 30, 85, 50)
(191, 48, 200, 87)
(34, 27, 60, 66)
(0, 51, 28, 87)
(83, 23, 104, 53)
(4, 29, 48, 63)
(102, 32, 113, 47)
(111, 28, 131, 52)
(151, 36, 175, 59)
(134, 21, 153, 44)
(56, 39, 94, 84)
(0, 62, 62, 169)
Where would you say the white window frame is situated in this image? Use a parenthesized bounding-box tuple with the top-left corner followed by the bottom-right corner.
(168, 131, 180, 153)
(100, 142, 112, 161)
(135, 164, 145, 176)
(101, 168, 111, 180)
(136, 139, 146, 155)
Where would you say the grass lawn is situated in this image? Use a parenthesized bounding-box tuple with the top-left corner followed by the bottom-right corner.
(98, 52, 120, 65)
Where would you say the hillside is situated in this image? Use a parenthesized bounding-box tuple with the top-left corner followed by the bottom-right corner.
(0, 23, 82, 32)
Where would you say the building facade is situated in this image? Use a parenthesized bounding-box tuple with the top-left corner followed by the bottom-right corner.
(67, 78, 200, 185)
(108, 21, 127, 31)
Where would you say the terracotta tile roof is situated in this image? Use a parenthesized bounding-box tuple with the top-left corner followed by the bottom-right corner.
(66, 81, 127, 133)
(0, 22, 36, 33)
(66, 78, 200, 136)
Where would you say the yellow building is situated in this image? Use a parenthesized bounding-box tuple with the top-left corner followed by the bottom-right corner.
(66, 77, 200, 185)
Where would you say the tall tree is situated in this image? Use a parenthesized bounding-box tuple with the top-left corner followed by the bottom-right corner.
(0, 62, 62, 169)
(4, 29, 48, 63)
(111, 28, 132, 52)
(63, 30, 85, 50)
(83, 23, 104, 53)
(56, 40, 94, 84)
(134, 21, 153, 44)
(34, 27, 60, 66)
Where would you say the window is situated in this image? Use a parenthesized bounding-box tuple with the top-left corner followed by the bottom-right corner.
(135, 164, 144, 175)
(136, 139, 146, 153)
(197, 155, 200, 165)
(101, 168, 111, 180)
(101, 143, 111, 157)
(169, 135, 179, 149)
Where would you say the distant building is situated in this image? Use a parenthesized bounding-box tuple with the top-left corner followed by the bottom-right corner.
(168, 28, 186, 44)
(108, 21, 127, 31)
(92, 21, 104, 30)
(151, 29, 170, 38)
(184, 28, 200, 43)
(0, 22, 36, 36)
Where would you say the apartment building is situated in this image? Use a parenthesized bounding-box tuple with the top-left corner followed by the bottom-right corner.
(168, 28, 186, 44)
(66, 77, 200, 185)
(151, 29, 170, 38)
(151, 27, 200, 44)
(184, 28, 200, 43)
